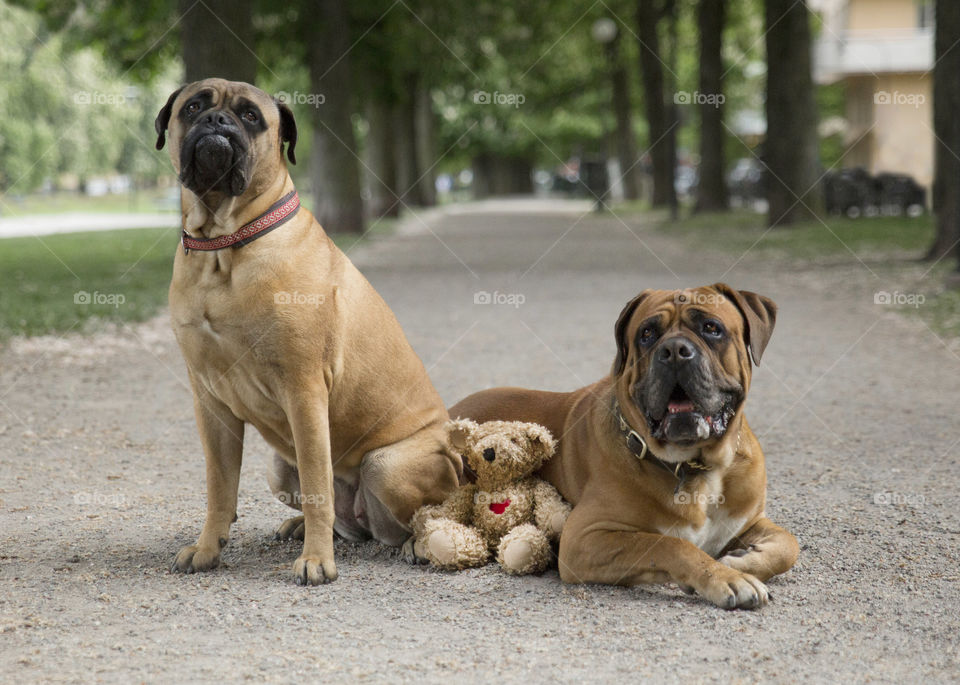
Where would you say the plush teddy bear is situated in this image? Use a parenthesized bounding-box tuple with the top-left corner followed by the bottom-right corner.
(411, 419, 572, 575)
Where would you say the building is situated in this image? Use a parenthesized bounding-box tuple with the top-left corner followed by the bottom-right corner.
(812, 0, 934, 190)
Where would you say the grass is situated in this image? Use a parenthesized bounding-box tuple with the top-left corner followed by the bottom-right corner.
(0, 189, 176, 217)
(647, 208, 936, 258)
(0, 218, 398, 341)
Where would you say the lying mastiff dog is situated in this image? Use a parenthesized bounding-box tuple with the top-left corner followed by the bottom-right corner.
(155, 79, 461, 585)
(450, 284, 798, 609)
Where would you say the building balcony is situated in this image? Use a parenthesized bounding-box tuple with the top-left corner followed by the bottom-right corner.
(814, 28, 933, 83)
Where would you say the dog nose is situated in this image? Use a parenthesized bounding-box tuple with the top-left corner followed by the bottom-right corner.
(201, 111, 231, 127)
(482, 448, 496, 462)
(657, 337, 697, 366)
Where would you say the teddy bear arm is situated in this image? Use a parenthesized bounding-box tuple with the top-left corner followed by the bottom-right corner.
(410, 485, 477, 537)
(532, 479, 572, 542)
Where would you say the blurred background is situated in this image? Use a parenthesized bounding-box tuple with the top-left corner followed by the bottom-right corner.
(1, 0, 958, 337)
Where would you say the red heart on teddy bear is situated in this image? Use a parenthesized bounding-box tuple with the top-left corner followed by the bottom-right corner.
(489, 499, 511, 515)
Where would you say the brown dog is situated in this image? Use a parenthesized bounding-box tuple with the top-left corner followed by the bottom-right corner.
(155, 79, 461, 585)
(450, 284, 798, 609)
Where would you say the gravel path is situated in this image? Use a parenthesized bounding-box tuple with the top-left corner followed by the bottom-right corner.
(1, 199, 958, 683)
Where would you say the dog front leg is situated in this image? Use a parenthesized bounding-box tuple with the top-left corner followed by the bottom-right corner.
(558, 504, 769, 609)
(287, 389, 338, 585)
(172, 383, 244, 574)
(718, 516, 799, 581)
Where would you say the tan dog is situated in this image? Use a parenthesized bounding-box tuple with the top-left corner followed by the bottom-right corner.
(450, 284, 798, 609)
(155, 79, 461, 585)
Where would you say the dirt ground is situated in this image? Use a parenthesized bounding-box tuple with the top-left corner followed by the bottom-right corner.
(1, 199, 958, 683)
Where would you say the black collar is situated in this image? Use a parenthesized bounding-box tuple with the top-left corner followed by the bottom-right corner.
(613, 401, 711, 492)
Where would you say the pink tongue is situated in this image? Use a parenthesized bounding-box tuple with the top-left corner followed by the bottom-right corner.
(668, 400, 695, 414)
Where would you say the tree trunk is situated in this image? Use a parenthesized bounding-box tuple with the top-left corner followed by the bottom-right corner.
(927, 0, 960, 267)
(764, 0, 822, 226)
(695, 0, 728, 212)
(608, 32, 641, 201)
(414, 84, 437, 207)
(395, 73, 424, 207)
(179, 0, 256, 83)
(636, 0, 677, 209)
(365, 98, 399, 219)
(307, 0, 365, 234)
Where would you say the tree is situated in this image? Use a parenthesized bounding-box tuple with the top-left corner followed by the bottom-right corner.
(306, 0, 364, 234)
(605, 24, 641, 201)
(179, 0, 256, 83)
(928, 0, 960, 272)
(764, 0, 821, 226)
(695, 0, 728, 212)
(636, 0, 678, 210)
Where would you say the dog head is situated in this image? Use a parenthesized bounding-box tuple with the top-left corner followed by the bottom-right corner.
(446, 419, 556, 489)
(612, 284, 776, 457)
(154, 79, 297, 199)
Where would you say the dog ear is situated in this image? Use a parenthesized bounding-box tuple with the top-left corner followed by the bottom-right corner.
(523, 423, 556, 459)
(446, 418, 478, 452)
(612, 291, 651, 376)
(712, 283, 777, 365)
(155, 86, 185, 151)
(276, 100, 297, 164)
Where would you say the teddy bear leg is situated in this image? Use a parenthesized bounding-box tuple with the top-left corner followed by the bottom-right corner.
(421, 519, 489, 570)
(497, 523, 552, 575)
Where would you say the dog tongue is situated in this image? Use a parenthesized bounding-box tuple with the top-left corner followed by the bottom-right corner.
(668, 400, 695, 414)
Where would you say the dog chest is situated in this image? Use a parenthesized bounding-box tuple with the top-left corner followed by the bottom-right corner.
(671, 506, 748, 558)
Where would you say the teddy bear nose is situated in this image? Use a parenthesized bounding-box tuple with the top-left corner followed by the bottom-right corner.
(482, 447, 496, 462)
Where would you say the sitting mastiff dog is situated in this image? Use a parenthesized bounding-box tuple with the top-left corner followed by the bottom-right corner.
(155, 79, 461, 585)
(450, 284, 798, 609)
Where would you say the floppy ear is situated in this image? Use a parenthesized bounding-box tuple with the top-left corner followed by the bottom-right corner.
(446, 418, 478, 452)
(712, 283, 777, 366)
(154, 86, 185, 151)
(523, 423, 556, 459)
(612, 291, 651, 376)
(276, 100, 297, 164)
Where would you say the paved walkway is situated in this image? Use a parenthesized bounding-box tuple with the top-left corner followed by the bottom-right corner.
(0, 199, 957, 682)
(0, 211, 179, 238)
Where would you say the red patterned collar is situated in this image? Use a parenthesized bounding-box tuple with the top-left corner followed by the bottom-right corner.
(181, 190, 300, 253)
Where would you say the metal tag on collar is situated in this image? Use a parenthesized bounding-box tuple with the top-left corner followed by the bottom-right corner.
(181, 232, 189, 255)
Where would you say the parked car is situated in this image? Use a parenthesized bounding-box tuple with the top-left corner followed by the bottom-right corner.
(823, 167, 925, 218)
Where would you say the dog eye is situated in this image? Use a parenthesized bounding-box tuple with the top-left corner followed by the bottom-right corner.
(702, 320, 724, 338)
(639, 327, 657, 344)
(243, 110, 258, 122)
(186, 102, 201, 114)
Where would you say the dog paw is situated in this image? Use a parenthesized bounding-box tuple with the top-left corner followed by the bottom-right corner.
(695, 566, 769, 610)
(292, 554, 338, 586)
(171, 542, 222, 574)
(401, 536, 429, 565)
(274, 515, 305, 541)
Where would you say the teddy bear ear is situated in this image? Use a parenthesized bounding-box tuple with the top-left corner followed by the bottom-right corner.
(446, 418, 478, 452)
(524, 423, 556, 458)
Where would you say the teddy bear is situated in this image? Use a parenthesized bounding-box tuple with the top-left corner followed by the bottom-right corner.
(410, 419, 572, 575)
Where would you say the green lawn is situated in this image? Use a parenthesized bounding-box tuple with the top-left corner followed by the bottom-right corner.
(651, 208, 935, 258)
(0, 219, 396, 341)
(0, 189, 177, 217)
